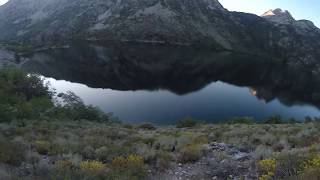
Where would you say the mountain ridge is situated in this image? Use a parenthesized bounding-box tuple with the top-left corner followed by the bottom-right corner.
(0, 0, 319, 68)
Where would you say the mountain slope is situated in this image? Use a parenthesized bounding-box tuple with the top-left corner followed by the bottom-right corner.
(0, 0, 239, 49)
(0, 0, 319, 67)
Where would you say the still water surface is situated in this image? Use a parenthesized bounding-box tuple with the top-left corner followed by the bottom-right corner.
(22, 42, 320, 124)
(45, 78, 320, 124)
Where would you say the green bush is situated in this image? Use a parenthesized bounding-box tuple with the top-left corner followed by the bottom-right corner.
(0, 68, 113, 123)
(0, 139, 26, 166)
(137, 123, 156, 130)
(156, 151, 172, 171)
(264, 115, 284, 124)
(0, 67, 53, 122)
(305, 116, 314, 123)
(176, 117, 200, 128)
(34, 140, 51, 155)
(178, 144, 202, 163)
(52, 91, 111, 122)
(227, 117, 255, 124)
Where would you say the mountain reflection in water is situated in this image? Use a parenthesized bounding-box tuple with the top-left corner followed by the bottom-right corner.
(21, 42, 320, 124)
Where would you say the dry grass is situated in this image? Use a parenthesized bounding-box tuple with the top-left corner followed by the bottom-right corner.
(1, 120, 320, 179)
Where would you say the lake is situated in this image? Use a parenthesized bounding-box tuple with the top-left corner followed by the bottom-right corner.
(22, 42, 320, 124)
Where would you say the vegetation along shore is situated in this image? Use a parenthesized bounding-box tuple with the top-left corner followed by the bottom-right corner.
(1, 68, 320, 180)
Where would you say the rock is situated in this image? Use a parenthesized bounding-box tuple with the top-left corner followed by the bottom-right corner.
(232, 152, 250, 161)
(209, 142, 228, 151)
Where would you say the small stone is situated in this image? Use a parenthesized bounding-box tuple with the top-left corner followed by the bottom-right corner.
(212, 176, 217, 180)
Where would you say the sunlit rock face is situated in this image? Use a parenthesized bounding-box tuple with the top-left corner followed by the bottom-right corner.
(261, 8, 320, 34)
(261, 8, 295, 24)
(0, 0, 319, 68)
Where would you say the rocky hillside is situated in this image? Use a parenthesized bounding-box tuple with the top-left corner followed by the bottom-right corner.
(0, 0, 319, 66)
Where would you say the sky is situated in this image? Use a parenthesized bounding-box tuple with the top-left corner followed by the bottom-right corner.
(219, 0, 320, 27)
(0, 0, 318, 27)
(0, 0, 7, 6)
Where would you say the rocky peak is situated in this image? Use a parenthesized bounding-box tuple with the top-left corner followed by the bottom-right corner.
(203, 0, 225, 10)
(261, 8, 295, 24)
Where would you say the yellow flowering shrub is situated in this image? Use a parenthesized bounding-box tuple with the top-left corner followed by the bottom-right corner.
(56, 160, 73, 170)
(258, 158, 276, 180)
(110, 154, 146, 178)
(301, 155, 320, 172)
(80, 160, 105, 171)
(111, 154, 144, 170)
(112, 156, 127, 170)
(259, 172, 274, 180)
(127, 154, 144, 167)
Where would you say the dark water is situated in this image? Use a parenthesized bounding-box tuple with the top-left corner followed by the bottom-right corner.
(22, 42, 320, 124)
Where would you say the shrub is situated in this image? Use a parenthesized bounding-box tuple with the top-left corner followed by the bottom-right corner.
(178, 144, 202, 163)
(54, 91, 111, 122)
(288, 118, 299, 124)
(0, 139, 25, 166)
(301, 155, 320, 173)
(123, 124, 133, 129)
(304, 116, 314, 123)
(0, 68, 51, 100)
(258, 158, 276, 180)
(0, 68, 53, 122)
(156, 151, 172, 171)
(34, 140, 51, 155)
(110, 154, 146, 179)
(264, 115, 283, 124)
(81, 146, 96, 159)
(55, 160, 74, 170)
(112, 154, 144, 170)
(137, 123, 156, 130)
(228, 117, 255, 124)
(80, 160, 105, 171)
(254, 144, 274, 160)
(274, 153, 306, 178)
(95, 146, 110, 162)
(0, 68, 114, 123)
(176, 117, 200, 128)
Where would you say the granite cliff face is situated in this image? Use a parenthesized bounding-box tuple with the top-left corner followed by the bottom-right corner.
(261, 8, 320, 67)
(0, 0, 319, 66)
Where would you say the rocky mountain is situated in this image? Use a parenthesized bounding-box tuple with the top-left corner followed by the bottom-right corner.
(0, 0, 319, 67)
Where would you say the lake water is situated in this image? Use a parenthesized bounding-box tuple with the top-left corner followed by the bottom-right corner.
(22, 42, 320, 124)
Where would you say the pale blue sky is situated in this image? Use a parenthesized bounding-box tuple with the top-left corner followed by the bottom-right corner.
(0, 0, 319, 27)
(220, 0, 320, 27)
(0, 0, 7, 5)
